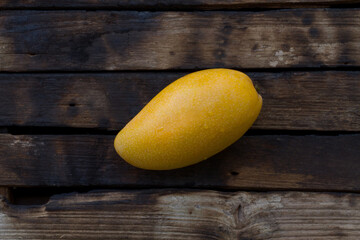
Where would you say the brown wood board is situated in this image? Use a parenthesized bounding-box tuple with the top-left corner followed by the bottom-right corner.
(0, 1, 358, 238)
(1, 190, 360, 239)
(1, 71, 359, 131)
(0, 134, 359, 190)
(0, 9, 359, 71)
(0, 0, 359, 9)
(0, 188, 11, 202)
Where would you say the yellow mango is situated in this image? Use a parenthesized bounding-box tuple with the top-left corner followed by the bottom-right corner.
(114, 69, 262, 170)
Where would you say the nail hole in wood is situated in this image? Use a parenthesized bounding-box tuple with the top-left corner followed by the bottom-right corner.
(237, 204, 244, 223)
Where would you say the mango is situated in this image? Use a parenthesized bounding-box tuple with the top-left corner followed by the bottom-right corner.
(114, 69, 262, 170)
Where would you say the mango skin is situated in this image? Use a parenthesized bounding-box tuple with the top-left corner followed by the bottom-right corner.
(114, 69, 262, 170)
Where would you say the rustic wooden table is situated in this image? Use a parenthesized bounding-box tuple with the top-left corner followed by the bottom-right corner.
(0, 1, 360, 239)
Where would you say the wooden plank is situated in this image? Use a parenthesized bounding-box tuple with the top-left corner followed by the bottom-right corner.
(0, 188, 11, 202)
(0, 134, 359, 190)
(0, 9, 359, 71)
(0, 0, 358, 9)
(0, 71, 359, 131)
(1, 190, 360, 239)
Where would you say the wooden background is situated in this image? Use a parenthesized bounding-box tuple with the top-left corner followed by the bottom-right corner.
(0, 1, 359, 239)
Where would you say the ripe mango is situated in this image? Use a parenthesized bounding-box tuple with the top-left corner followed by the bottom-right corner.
(114, 69, 262, 170)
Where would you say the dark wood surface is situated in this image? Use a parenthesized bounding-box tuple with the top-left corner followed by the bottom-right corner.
(0, 0, 359, 9)
(1, 134, 359, 191)
(0, 71, 359, 131)
(1, 190, 360, 240)
(0, 9, 359, 71)
(0, 188, 11, 202)
(1, 1, 359, 239)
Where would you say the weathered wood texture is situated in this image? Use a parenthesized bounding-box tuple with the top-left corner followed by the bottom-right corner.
(0, 188, 11, 202)
(1, 134, 359, 190)
(1, 190, 360, 239)
(1, 9, 359, 71)
(0, 0, 359, 9)
(1, 71, 359, 131)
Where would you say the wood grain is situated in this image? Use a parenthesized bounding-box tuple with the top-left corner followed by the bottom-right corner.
(1, 134, 359, 190)
(1, 190, 360, 239)
(0, 188, 11, 202)
(1, 71, 359, 131)
(0, 9, 359, 71)
(0, 0, 358, 9)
